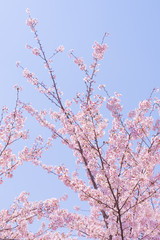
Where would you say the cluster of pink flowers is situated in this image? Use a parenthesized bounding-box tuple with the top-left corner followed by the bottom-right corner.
(139, 99, 151, 112)
(92, 41, 108, 60)
(26, 17, 38, 32)
(74, 57, 87, 71)
(0, 101, 30, 183)
(106, 95, 123, 117)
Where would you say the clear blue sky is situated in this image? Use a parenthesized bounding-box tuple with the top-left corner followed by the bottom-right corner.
(0, 0, 160, 234)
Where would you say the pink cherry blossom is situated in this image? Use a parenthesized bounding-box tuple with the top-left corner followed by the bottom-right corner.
(57, 45, 64, 52)
(65, 99, 72, 107)
(32, 47, 40, 56)
(16, 61, 20, 67)
(25, 43, 32, 49)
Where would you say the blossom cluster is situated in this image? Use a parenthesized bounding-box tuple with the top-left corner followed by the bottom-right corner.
(74, 57, 87, 71)
(26, 17, 38, 32)
(92, 41, 108, 60)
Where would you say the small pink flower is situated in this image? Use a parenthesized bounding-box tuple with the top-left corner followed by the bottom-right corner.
(74, 206, 80, 211)
(98, 84, 106, 90)
(45, 63, 50, 69)
(155, 88, 159, 93)
(16, 61, 20, 68)
(26, 8, 30, 14)
(57, 45, 64, 52)
(114, 92, 122, 97)
(65, 100, 72, 107)
(2, 105, 8, 112)
(68, 49, 74, 58)
(48, 59, 53, 64)
(25, 44, 32, 49)
(32, 48, 40, 56)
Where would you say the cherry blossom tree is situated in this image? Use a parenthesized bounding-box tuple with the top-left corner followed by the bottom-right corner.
(0, 9, 160, 239)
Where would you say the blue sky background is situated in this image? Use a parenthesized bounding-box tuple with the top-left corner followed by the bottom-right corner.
(0, 0, 160, 234)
